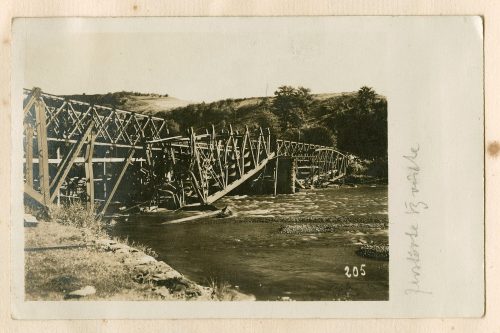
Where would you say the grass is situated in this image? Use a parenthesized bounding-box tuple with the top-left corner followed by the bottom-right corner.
(204, 277, 255, 301)
(49, 204, 105, 241)
(24, 202, 255, 301)
(24, 220, 162, 300)
(24, 203, 167, 300)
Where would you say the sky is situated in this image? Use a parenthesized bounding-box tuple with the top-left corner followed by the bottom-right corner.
(15, 17, 394, 102)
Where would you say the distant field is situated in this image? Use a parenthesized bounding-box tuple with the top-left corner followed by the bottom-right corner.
(120, 95, 193, 114)
(63, 92, 193, 114)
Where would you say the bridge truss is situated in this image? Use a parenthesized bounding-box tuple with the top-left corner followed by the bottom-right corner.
(22, 88, 350, 215)
(276, 139, 349, 186)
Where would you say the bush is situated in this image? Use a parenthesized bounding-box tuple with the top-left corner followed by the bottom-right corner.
(348, 158, 368, 175)
(301, 126, 336, 146)
(366, 158, 388, 178)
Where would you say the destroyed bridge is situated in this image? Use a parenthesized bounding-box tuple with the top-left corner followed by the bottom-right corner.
(22, 88, 351, 216)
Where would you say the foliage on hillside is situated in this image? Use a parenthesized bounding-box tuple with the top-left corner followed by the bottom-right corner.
(163, 86, 387, 161)
(66, 86, 387, 163)
(65, 91, 169, 106)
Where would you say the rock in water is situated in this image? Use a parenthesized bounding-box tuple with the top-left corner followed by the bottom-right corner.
(356, 244, 389, 260)
(66, 286, 96, 299)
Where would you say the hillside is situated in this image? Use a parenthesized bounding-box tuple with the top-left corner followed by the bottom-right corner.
(64, 91, 192, 114)
(64, 92, 356, 116)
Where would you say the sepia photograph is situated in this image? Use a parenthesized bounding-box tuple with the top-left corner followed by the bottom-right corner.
(19, 17, 388, 302)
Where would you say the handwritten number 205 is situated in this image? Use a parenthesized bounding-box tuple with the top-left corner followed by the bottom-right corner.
(344, 264, 366, 278)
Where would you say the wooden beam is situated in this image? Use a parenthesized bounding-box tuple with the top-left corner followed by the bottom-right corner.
(161, 209, 222, 225)
(23, 97, 36, 118)
(23, 88, 40, 117)
(35, 99, 50, 205)
(147, 136, 183, 143)
(49, 122, 95, 202)
(189, 170, 207, 205)
(256, 131, 262, 164)
(99, 149, 135, 216)
(24, 183, 45, 207)
(85, 131, 95, 210)
(241, 130, 247, 174)
(231, 135, 242, 177)
(206, 152, 275, 204)
(26, 157, 147, 164)
(25, 126, 34, 186)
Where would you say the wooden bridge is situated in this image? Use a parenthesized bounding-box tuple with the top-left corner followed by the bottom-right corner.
(22, 88, 350, 215)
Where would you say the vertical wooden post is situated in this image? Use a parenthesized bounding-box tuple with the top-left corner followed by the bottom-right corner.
(273, 156, 279, 196)
(103, 158, 107, 198)
(256, 130, 262, 163)
(56, 147, 61, 205)
(25, 126, 34, 187)
(180, 179, 185, 207)
(85, 131, 95, 210)
(266, 128, 271, 156)
(241, 131, 246, 175)
(290, 158, 296, 194)
(35, 99, 50, 205)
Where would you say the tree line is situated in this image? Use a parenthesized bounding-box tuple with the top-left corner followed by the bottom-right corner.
(165, 85, 387, 162)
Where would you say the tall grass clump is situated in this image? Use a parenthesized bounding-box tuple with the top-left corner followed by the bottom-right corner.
(206, 277, 234, 301)
(112, 235, 158, 258)
(49, 203, 105, 241)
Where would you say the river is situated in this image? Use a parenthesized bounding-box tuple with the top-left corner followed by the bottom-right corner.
(112, 185, 388, 301)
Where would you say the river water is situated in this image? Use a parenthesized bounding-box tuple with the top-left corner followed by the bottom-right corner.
(112, 185, 388, 301)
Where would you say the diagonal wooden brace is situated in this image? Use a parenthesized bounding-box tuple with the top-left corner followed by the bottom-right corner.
(49, 121, 95, 202)
(24, 183, 45, 208)
(99, 149, 135, 216)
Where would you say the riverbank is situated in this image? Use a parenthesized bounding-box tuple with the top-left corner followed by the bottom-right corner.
(24, 210, 254, 301)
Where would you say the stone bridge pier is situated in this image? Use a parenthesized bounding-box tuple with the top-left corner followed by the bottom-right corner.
(274, 157, 297, 195)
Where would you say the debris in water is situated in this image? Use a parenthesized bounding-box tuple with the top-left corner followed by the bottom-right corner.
(217, 206, 237, 218)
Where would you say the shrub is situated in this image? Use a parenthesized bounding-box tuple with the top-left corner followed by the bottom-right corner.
(348, 158, 369, 175)
(366, 157, 388, 178)
(301, 126, 336, 146)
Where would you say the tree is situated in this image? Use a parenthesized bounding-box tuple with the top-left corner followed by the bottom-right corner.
(356, 86, 377, 109)
(273, 86, 312, 130)
(329, 86, 387, 159)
